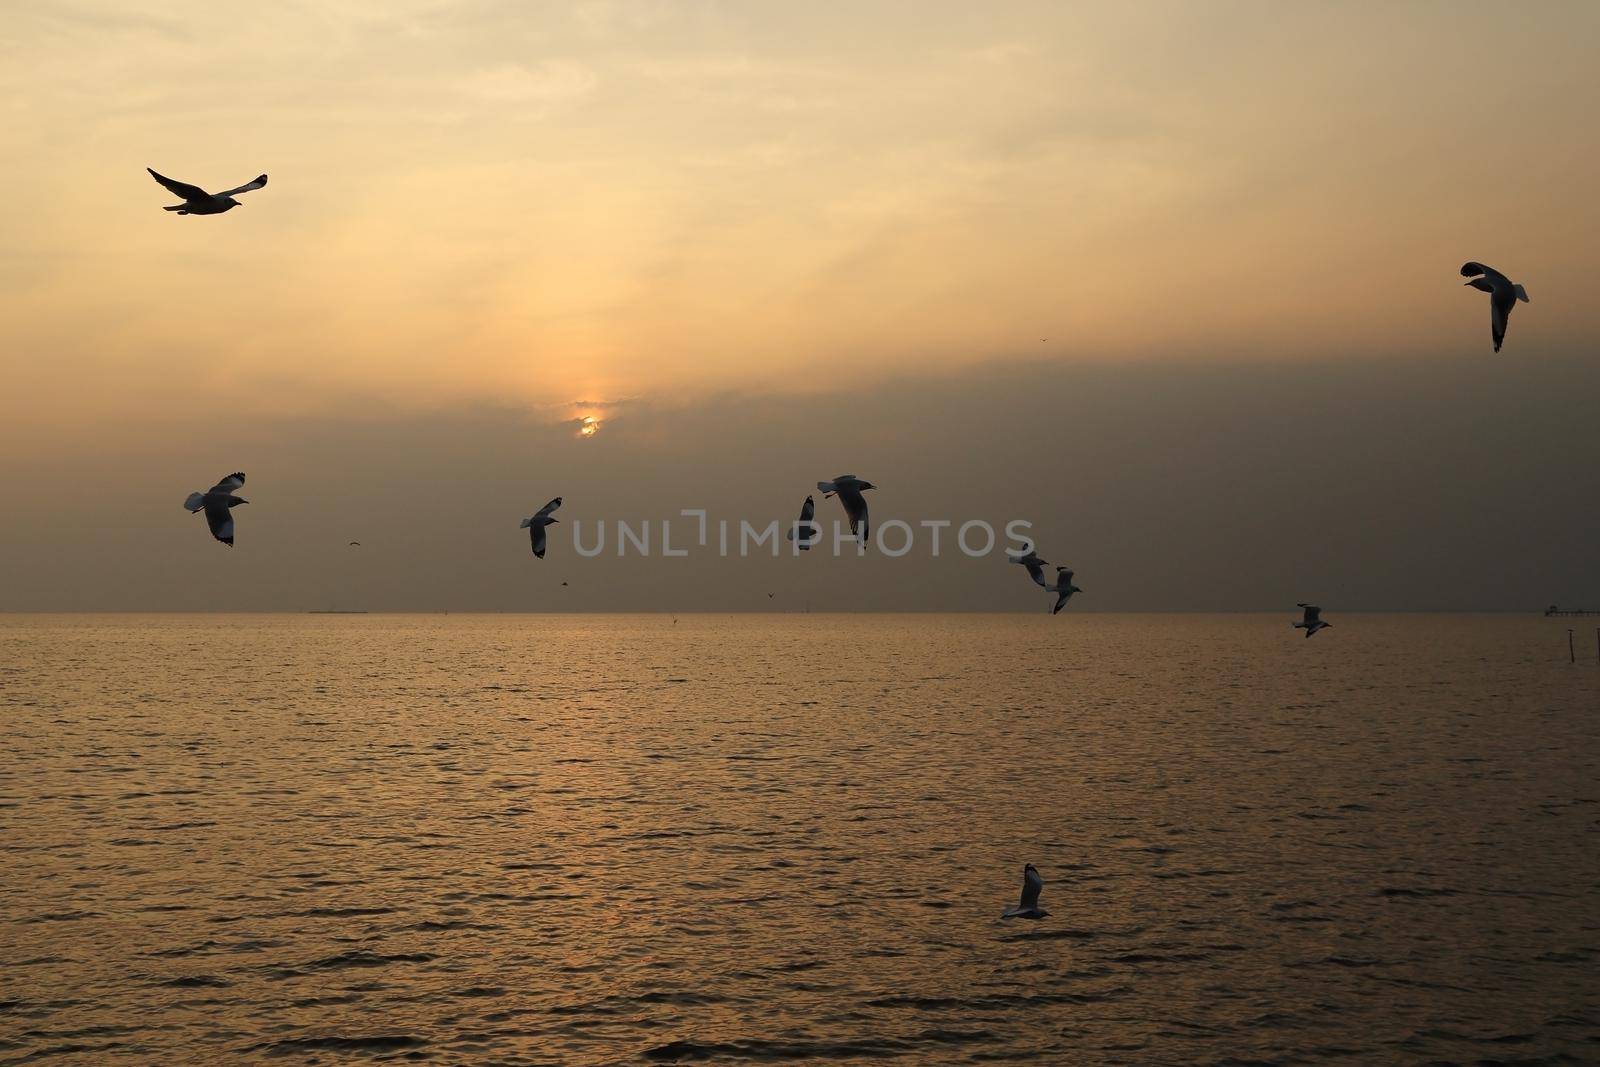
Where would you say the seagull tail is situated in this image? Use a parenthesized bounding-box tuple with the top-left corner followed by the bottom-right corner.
(1514, 284, 1529, 303)
(519, 517, 534, 529)
(183, 492, 205, 513)
(816, 481, 836, 495)
(163, 205, 186, 212)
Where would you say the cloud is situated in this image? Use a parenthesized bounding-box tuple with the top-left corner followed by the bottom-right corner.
(457, 59, 598, 104)
(967, 42, 1037, 65)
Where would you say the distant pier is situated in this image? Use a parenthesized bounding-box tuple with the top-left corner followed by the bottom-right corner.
(1545, 605, 1600, 617)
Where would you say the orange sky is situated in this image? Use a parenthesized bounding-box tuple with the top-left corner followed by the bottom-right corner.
(3, 1, 1596, 438)
(2, 3, 1598, 611)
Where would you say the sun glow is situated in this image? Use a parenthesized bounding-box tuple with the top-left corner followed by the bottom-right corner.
(578, 416, 600, 438)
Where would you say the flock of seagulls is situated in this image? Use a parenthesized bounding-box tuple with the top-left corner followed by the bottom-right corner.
(144, 167, 1533, 360)
(159, 167, 1519, 918)
(1008, 549, 1081, 614)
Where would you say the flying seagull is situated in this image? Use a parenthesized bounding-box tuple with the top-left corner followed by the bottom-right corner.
(520, 497, 563, 559)
(147, 168, 268, 215)
(1001, 864, 1048, 920)
(1293, 602, 1330, 638)
(1009, 549, 1051, 588)
(817, 474, 875, 541)
(1047, 567, 1082, 614)
(348, 542, 361, 547)
(786, 494, 819, 550)
(183, 472, 247, 547)
(1460, 262, 1528, 353)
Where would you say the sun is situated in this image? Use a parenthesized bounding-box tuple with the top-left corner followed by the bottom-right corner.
(578, 416, 600, 438)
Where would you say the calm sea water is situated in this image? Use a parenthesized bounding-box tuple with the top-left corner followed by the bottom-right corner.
(1, 613, 1596, 1065)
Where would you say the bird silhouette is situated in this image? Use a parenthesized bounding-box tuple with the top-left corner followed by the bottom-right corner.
(787, 494, 819, 550)
(147, 168, 267, 215)
(1460, 262, 1528, 353)
(519, 497, 563, 559)
(1010, 549, 1051, 589)
(817, 475, 875, 541)
(183, 472, 247, 546)
(1293, 602, 1330, 637)
(1001, 864, 1048, 919)
(1047, 567, 1082, 614)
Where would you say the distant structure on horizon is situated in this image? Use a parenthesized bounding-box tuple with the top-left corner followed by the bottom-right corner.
(1544, 605, 1600, 617)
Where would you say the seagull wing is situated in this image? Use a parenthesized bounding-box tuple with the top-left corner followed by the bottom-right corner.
(1491, 293, 1511, 352)
(1460, 261, 1508, 285)
(1058, 568, 1074, 586)
(1303, 604, 1321, 624)
(203, 499, 235, 546)
(214, 174, 268, 198)
(838, 487, 869, 540)
(1052, 589, 1071, 614)
(208, 472, 245, 494)
(1019, 866, 1043, 910)
(534, 496, 563, 520)
(148, 168, 210, 201)
(799, 495, 815, 523)
(530, 523, 547, 558)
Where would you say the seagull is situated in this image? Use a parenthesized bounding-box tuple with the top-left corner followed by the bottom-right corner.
(1460, 262, 1528, 353)
(1293, 602, 1330, 637)
(1047, 567, 1082, 614)
(786, 494, 819, 550)
(348, 542, 361, 547)
(1001, 864, 1048, 920)
(817, 475, 875, 541)
(519, 497, 562, 559)
(183, 472, 247, 547)
(1009, 549, 1051, 588)
(147, 168, 268, 215)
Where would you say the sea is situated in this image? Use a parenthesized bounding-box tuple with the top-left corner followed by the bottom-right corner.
(1, 613, 1596, 1065)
